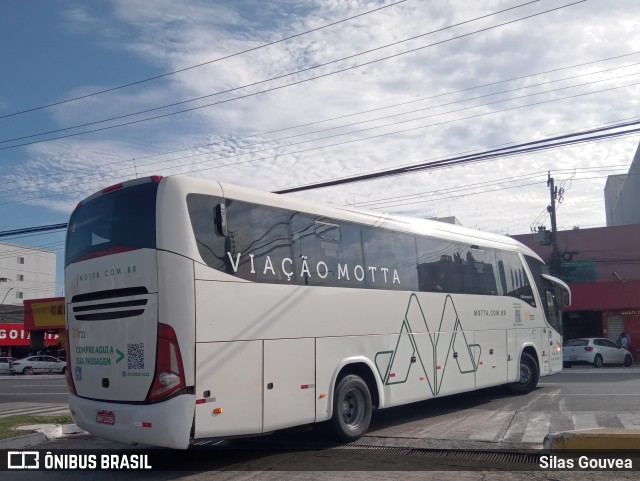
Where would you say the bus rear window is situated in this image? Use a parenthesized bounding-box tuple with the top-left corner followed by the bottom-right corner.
(65, 182, 158, 266)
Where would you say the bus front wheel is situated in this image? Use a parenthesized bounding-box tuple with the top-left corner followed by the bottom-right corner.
(330, 374, 372, 442)
(506, 352, 539, 394)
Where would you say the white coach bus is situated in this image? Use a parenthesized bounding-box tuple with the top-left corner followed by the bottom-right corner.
(64, 175, 570, 449)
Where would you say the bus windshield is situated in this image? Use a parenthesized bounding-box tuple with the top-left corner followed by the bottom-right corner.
(524, 255, 568, 334)
(65, 182, 158, 266)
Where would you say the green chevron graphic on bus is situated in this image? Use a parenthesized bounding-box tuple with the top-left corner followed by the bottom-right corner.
(375, 294, 481, 396)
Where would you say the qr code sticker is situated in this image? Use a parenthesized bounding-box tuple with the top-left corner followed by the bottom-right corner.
(127, 343, 144, 370)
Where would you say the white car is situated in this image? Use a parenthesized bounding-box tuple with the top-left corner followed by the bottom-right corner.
(563, 337, 633, 368)
(0, 357, 14, 374)
(9, 356, 67, 375)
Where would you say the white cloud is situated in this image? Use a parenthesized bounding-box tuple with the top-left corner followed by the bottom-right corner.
(6, 0, 640, 236)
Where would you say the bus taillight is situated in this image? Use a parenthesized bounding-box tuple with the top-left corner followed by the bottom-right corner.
(147, 323, 185, 402)
(101, 183, 123, 194)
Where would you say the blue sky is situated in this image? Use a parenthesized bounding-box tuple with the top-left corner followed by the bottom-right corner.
(1, 0, 640, 298)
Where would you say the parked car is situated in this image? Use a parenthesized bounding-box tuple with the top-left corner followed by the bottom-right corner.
(9, 356, 67, 375)
(563, 337, 633, 368)
(0, 357, 14, 374)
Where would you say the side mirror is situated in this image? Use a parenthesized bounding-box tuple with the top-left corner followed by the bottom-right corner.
(215, 203, 228, 237)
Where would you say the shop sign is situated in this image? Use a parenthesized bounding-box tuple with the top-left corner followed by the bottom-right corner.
(23, 297, 65, 330)
(0, 323, 59, 347)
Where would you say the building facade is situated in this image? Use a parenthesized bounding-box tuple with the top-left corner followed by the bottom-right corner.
(0, 241, 57, 357)
(0, 241, 56, 306)
(513, 224, 640, 361)
(605, 141, 640, 226)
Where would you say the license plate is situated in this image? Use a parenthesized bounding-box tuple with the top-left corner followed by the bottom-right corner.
(96, 410, 115, 425)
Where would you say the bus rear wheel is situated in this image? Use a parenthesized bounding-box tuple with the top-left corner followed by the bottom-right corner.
(330, 374, 372, 442)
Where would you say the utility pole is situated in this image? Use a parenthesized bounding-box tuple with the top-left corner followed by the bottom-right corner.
(547, 172, 562, 276)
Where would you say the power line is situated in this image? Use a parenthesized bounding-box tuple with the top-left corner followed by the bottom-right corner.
(3, 93, 639, 211)
(363, 168, 634, 211)
(0, 241, 64, 262)
(1, 128, 638, 241)
(0, 224, 68, 239)
(355, 171, 548, 208)
(274, 124, 640, 194)
(176, 84, 640, 182)
(1, 0, 584, 150)
(3, 63, 639, 201)
(0, 145, 637, 240)
(0, 0, 542, 145)
(2, 50, 637, 193)
(115, 67, 638, 176)
(356, 165, 633, 209)
(0, 0, 409, 119)
(4, 71, 638, 207)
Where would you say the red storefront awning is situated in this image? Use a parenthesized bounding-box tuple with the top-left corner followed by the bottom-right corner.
(0, 323, 59, 347)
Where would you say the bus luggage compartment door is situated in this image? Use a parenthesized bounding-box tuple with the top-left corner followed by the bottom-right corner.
(263, 338, 315, 432)
(194, 340, 262, 438)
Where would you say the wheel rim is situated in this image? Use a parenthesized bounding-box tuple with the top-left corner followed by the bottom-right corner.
(519, 362, 532, 385)
(595, 356, 602, 367)
(341, 387, 365, 428)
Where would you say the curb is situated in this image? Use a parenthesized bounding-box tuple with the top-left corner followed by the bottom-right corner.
(0, 424, 87, 450)
(544, 428, 640, 450)
(0, 431, 48, 449)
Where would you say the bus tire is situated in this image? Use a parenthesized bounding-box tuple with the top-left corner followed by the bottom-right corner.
(506, 352, 538, 394)
(330, 374, 372, 442)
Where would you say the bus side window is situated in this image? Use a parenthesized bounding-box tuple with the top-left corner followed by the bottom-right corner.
(291, 213, 363, 287)
(225, 200, 293, 284)
(495, 251, 535, 307)
(361, 228, 418, 291)
(187, 194, 227, 271)
(463, 246, 498, 295)
(416, 237, 466, 293)
(315, 221, 340, 242)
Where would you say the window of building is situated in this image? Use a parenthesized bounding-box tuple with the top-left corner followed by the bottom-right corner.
(17, 257, 24, 265)
(17, 274, 24, 282)
(15, 291, 23, 299)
